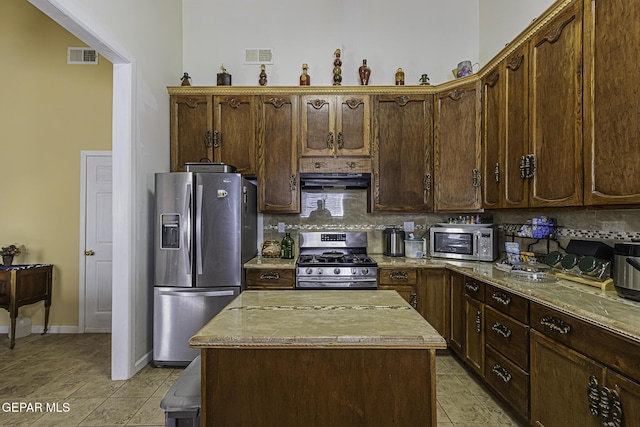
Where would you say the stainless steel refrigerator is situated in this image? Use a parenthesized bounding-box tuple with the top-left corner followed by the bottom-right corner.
(153, 163, 257, 366)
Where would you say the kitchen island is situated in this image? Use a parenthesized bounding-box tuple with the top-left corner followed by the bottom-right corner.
(189, 290, 447, 426)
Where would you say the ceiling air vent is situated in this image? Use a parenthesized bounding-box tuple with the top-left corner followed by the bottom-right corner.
(244, 48, 273, 65)
(67, 47, 98, 65)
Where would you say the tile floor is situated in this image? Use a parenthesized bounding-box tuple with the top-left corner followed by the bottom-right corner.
(0, 333, 524, 426)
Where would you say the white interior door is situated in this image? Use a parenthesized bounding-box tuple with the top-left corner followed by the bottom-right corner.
(81, 152, 113, 332)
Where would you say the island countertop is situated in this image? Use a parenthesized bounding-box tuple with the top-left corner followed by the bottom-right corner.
(189, 290, 447, 349)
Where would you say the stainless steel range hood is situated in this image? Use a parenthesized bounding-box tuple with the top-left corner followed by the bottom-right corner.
(299, 172, 371, 189)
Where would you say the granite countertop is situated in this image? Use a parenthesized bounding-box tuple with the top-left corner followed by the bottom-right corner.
(244, 256, 297, 269)
(189, 290, 447, 349)
(243, 253, 640, 343)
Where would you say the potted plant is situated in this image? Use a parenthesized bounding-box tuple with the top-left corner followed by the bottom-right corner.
(1, 244, 21, 266)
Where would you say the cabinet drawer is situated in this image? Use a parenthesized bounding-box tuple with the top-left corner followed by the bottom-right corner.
(485, 345, 530, 418)
(378, 268, 417, 285)
(246, 269, 295, 289)
(485, 284, 529, 324)
(485, 306, 529, 371)
(531, 302, 640, 383)
(299, 157, 371, 173)
(463, 277, 485, 302)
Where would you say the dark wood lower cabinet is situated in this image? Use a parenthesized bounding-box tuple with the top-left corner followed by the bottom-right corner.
(464, 294, 484, 376)
(530, 330, 604, 427)
(606, 370, 640, 427)
(418, 268, 449, 339)
(485, 345, 529, 418)
(448, 271, 465, 356)
(201, 347, 438, 426)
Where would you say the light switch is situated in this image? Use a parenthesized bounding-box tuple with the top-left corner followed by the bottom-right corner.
(278, 222, 285, 233)
(404, 221, 415, 232)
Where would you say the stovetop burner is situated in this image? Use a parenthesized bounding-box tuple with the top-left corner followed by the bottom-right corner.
(295, 232, 378, 290)
(297, 252, 376, 266)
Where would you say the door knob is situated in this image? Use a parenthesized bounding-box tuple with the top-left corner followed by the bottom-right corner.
(84, 250, 95, 256)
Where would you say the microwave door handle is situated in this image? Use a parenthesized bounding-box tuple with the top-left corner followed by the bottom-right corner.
(184, 183, 192, 276)
(474, 233, 479, 257)
(196, 184, 204, 275)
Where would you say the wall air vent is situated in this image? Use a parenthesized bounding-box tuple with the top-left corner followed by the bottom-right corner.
(67, 47, 98, 64)
(244, 48, 273, 65)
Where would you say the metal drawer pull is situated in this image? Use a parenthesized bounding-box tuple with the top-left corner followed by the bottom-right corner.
(476, 310, 482, 333)
(492, 364, 512, 383)
(540, 315, 571, 334)
(465, 282, 479, 292)
(409, 292, 418, 308)
(491, 292, 511, 306)
(389, 271, 409, 280)
(601, 387, 623, 427)
(491, 322, 512, 338)
(587, 376, 600, 417)
(260, 272, 281, 280)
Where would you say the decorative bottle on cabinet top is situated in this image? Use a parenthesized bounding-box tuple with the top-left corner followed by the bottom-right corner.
(358, 59, 371, 85)
(332, 49, 342, 86)
(395, 68, 405, 85)
(300, 63, 310, 86)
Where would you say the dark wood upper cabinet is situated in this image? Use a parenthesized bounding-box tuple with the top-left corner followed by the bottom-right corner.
(170, 95, 213, 172)
(528, 0, 583, 207)
(257, 95, 299, 213)
(212, 95, 256, 176)
(583, 0, 640, 205)
(372, 94, 433, 212)
(434, 82, 482, 212)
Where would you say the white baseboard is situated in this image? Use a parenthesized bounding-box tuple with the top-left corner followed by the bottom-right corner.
(135, 350, 153, 372)
(0, 325, 81, 334)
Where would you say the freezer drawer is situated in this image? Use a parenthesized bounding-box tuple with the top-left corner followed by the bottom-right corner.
(153, 286, 239, 367)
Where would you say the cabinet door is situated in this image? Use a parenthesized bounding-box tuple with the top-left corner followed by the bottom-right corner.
(434, 82, 482, 211)
(257, 95, 299, 213)
(213, 95, 256, 176)
(449, 271, 465, 356)
(583, 0, 640, 205)
(417, 268, 449, 339)
(503, 46, 530, 208)
(528, 0, 583, 207)
(170, 95, 213, 172)
(300, 95, 334, 156)
(464, 295, 484, 376)
(481, 67, 503, 209)
(530, 330, 603, 427)
(335, 95, 370, 156)
(373, 94, 433, 212)
(605, 370, 640, 427)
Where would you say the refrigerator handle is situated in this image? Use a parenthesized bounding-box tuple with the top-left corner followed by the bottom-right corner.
(184, 183, 192, 276)
(158, 289, 236, 297)
(196, 184, 204, 275)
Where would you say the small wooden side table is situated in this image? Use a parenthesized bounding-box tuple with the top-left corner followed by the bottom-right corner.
(0, 264, 53, 349)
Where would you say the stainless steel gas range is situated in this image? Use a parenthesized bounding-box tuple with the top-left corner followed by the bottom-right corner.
(295, 232, 378, 290)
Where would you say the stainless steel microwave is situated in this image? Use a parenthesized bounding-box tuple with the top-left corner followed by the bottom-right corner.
(429, 225, 498, 262)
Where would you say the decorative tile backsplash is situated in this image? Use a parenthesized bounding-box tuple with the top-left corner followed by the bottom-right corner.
(262, 189, 640, 254)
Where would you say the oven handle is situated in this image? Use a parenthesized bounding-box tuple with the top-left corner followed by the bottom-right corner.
(296, 277, 378, 282)
(296, 281, 377, 289)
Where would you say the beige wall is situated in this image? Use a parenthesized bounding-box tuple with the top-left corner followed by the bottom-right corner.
(0, 0, 112, 328)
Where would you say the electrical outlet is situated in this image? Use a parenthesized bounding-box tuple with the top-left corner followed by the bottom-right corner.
(404, 221, 415, 232)
(278, 222, 285, 233)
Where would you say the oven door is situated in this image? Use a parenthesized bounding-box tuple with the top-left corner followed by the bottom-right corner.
(296, 277, 378, 290)
(429, 229, 477, 260)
